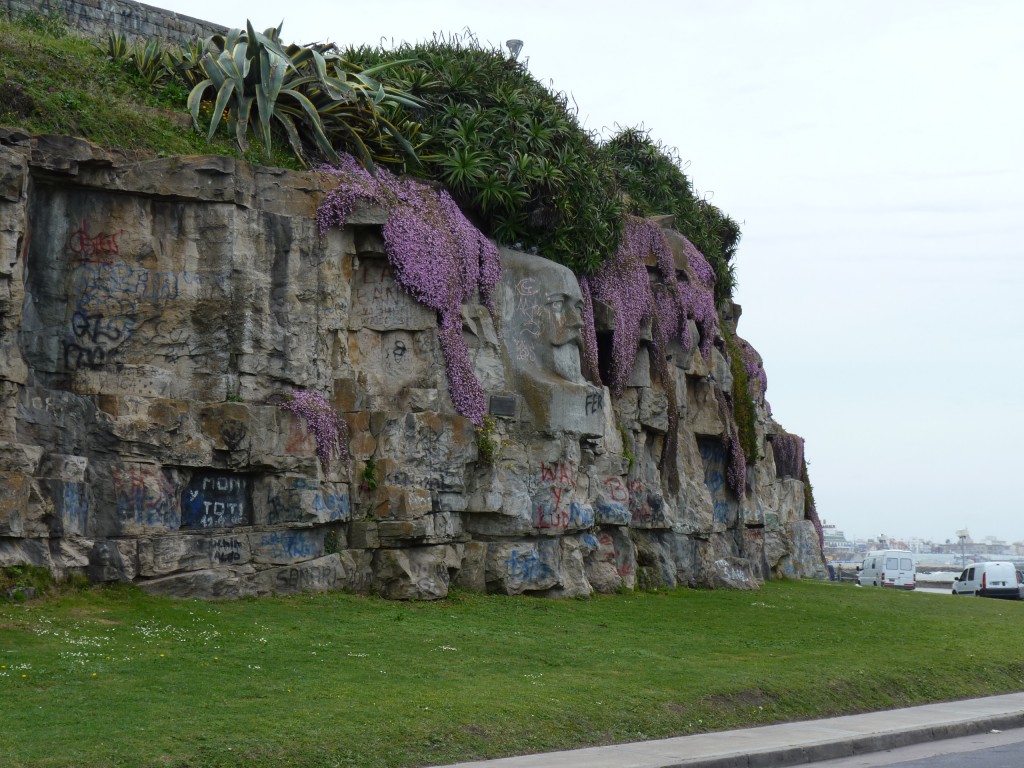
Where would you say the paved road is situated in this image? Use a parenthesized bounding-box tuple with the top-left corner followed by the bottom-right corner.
(802, 727, 1024, 767)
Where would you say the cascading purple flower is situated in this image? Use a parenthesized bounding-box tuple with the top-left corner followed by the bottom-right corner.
(317, 156, 501, 425)
(715, 388, 747, 498)
(770, 432, 804, 479)
(736, 335, 768, 402)
(725, 426, 747, 498)
(586, 217, 656, 397)
(584, 218, 721, 398)
(279, 390, 351, 471)
(676, 234, 717, 359)
(577, 277, 601, 384)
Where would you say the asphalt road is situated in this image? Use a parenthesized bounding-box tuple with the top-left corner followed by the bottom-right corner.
(800, 727, 1024, 767)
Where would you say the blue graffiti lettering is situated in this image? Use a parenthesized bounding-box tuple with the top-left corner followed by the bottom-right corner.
(594, 501, 631, 526)
(313, 492, 350, 522)
(568, 501, 595, 527)
(60, 482, 88, 535)
(258, 531, 320, 560)
(505, 549, 554, 584)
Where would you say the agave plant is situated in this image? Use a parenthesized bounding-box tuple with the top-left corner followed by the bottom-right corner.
(186, 21, 422, 168)
(130, 37, 171, 88)
(104, 32, 172, 88)
(106, 31, 129, 63)
(165, 37, 207, 88)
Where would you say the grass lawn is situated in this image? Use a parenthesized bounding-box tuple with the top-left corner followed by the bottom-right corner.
(2, 580, 1023, 767)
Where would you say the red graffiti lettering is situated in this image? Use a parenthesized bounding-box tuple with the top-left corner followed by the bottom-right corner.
(68, 219, 124, 263)
(603, 477, 628, 503)
(538, 461, 575, 486)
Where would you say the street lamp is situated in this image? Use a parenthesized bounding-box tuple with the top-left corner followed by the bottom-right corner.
(506, 39, 524, 60)
(956, 528, 969, 568)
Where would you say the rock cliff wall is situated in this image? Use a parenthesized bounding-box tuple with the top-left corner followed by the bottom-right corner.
(0, 131, 825, 599)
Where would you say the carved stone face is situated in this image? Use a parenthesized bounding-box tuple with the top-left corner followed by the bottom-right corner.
(501, 249, 586, 385)
(541, 290, 584, 350)
(497, 247, 605, 436)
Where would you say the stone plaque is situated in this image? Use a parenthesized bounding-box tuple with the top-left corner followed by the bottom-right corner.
(488, 395, 517, 418)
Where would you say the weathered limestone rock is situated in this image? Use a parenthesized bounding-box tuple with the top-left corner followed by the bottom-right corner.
(140, 568, 254, 600)
(787, 520, 828, 579)
(87, 539, 132, 582)
(486, 539, 561, 595)
(0, 134, 826, 600)
(372, 545, 461, 600)
(253, 553, 359, 597)
(631, 531, 678, 589)
(49, 536, 93, 578)
(0, 537, 51, 568)
(251, 528, 324, 565)
(138, 532, 252, 577)
(453, 540, 487, 592)
(583, 527, 637, 593)
(707, 557, 760, 590)
(544, 535, 595, 598)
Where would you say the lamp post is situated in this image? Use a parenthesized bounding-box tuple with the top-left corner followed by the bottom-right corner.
(956, 529, 969, 568)
(506, 39, 524, 60)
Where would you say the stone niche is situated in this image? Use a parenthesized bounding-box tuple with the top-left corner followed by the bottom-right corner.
(0, 132, 825, 599)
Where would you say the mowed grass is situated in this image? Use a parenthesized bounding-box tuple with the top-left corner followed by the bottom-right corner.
(2, 580, 1023, 768)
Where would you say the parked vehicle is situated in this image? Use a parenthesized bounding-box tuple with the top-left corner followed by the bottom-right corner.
(951, 562, 1022, 599)
(857, 550, 916, 589)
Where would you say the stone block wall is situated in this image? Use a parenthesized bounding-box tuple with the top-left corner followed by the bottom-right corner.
(2, 0, 226, 43)
(0, 130, 826, 600)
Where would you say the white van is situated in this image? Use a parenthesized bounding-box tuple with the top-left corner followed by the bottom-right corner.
(857, 550, 916, 590)
(951, 561, 1022, 600)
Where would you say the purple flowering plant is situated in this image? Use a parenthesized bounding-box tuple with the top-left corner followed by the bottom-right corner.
(770, 431, 804, 480)
(317, 155, 501, 425)
(577, 277, 602, 384)
(582, 218, 717, 489)
(715, 388, 748, 498)
(582, 218, 720, 398)
(675, 234, 718, 360)
(735, 336, 768, 402)
(583, 217, 657, 397)
(279, 390, 351, 471)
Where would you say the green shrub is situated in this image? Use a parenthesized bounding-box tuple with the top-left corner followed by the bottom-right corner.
(1, 565, 54, 601)
(601, 127, 741, 303)
(344, 33, 740, 293)
(474, 416, 507, 465)
(724, 326, 759, 465)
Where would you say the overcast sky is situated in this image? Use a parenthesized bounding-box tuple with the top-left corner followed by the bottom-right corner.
(157, 0, 1024, 546)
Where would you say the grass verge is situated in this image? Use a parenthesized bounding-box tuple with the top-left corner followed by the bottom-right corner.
(2, 580, 1023, 767)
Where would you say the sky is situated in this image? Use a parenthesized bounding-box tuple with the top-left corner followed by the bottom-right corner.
(157, 0, 1024, 546)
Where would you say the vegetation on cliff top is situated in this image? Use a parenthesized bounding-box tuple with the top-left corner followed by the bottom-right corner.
(0, 12, 739, 294)
(0, 11, 298, 166)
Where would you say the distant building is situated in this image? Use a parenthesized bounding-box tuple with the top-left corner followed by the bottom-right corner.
(821, 521, 854, 558)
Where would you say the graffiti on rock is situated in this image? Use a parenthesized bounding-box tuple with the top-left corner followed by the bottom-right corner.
(112, 464, 179, 530)
(181, 473, 250, 529)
